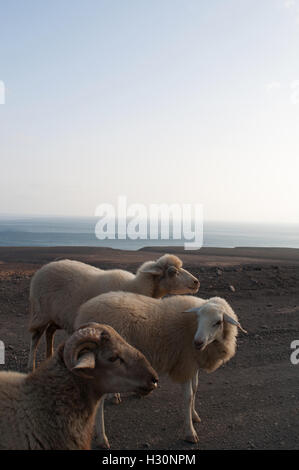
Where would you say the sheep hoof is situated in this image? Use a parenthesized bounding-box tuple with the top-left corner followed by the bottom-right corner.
(192, 412, 201, 423)
(185, 432, 199, 443)
(98, 436, 110, 449)
(113, 394, 121, 405)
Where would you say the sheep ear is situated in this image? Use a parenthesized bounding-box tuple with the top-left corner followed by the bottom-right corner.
(183, 307, 201, 313)
(223, 313, 247, 334)
(140, 266, 162, 276)
(72, 351, 96, 378)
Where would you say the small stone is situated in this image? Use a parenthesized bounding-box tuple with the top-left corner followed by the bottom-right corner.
(229, 285, 236, 292)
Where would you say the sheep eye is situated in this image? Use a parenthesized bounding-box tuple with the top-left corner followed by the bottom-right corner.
(109, 355, 124, 362)
(167, 266, 178, 277)
(214, 320, 222, 327)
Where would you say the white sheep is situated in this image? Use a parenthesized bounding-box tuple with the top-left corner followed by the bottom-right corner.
(0, 323, 158, 450)
(75, 292, 247, 447)
(28, 254, 199, 371)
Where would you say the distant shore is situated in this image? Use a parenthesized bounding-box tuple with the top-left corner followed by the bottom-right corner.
(1, 246, 299, 277)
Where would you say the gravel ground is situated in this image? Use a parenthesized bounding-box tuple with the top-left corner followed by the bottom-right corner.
(0, 246, 298, 450)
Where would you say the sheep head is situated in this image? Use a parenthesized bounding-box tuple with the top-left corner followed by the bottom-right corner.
(185, 297, 247, 352)
(138, 254, 200, 297)
(63, 323, 158, 396)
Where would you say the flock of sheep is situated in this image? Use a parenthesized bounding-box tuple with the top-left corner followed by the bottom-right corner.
(0, 254, 247, 450)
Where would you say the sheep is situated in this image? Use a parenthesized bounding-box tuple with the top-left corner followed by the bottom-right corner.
(0, 323, 158, 450)
(74, 292, 247, 447)
(28, 254, 199, 371)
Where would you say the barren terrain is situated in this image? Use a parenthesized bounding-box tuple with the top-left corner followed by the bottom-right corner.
(0, 246, 298, 450)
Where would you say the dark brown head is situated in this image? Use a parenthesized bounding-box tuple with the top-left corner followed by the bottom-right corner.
(63, 323, 158, 396)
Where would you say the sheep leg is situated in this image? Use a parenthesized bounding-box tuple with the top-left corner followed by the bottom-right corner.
(114, 393, 121, 404)
(182, 380, 199, 443)
(27, 326, 47, 372)
(191, 371, 201, 423)
(95, 395, 110, 449)
(106, 392, 122, 404)
(45, 323, 58, 359)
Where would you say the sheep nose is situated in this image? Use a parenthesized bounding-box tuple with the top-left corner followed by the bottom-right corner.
(194, 279, 200, 286)
(194, 339, 204, 350)
(151, 376, 158, 388)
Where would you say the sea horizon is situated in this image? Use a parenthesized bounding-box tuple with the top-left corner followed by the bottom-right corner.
(0, 215, 298, 250)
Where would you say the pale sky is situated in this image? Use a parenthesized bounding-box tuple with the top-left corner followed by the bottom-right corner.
(1, 0, 299, 223)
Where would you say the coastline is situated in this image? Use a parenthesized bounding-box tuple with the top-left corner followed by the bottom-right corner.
(1, 245, 299, 275)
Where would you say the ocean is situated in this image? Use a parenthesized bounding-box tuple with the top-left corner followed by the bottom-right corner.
(0, 216, 298, 250)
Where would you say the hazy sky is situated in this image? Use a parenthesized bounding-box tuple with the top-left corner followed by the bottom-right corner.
(1, 0, 299, 223)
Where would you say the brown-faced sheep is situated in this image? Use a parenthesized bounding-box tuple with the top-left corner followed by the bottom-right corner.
(75, 293, 247, 447)
(0, 323, 158, 450)
(28, 254, 199, 371)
